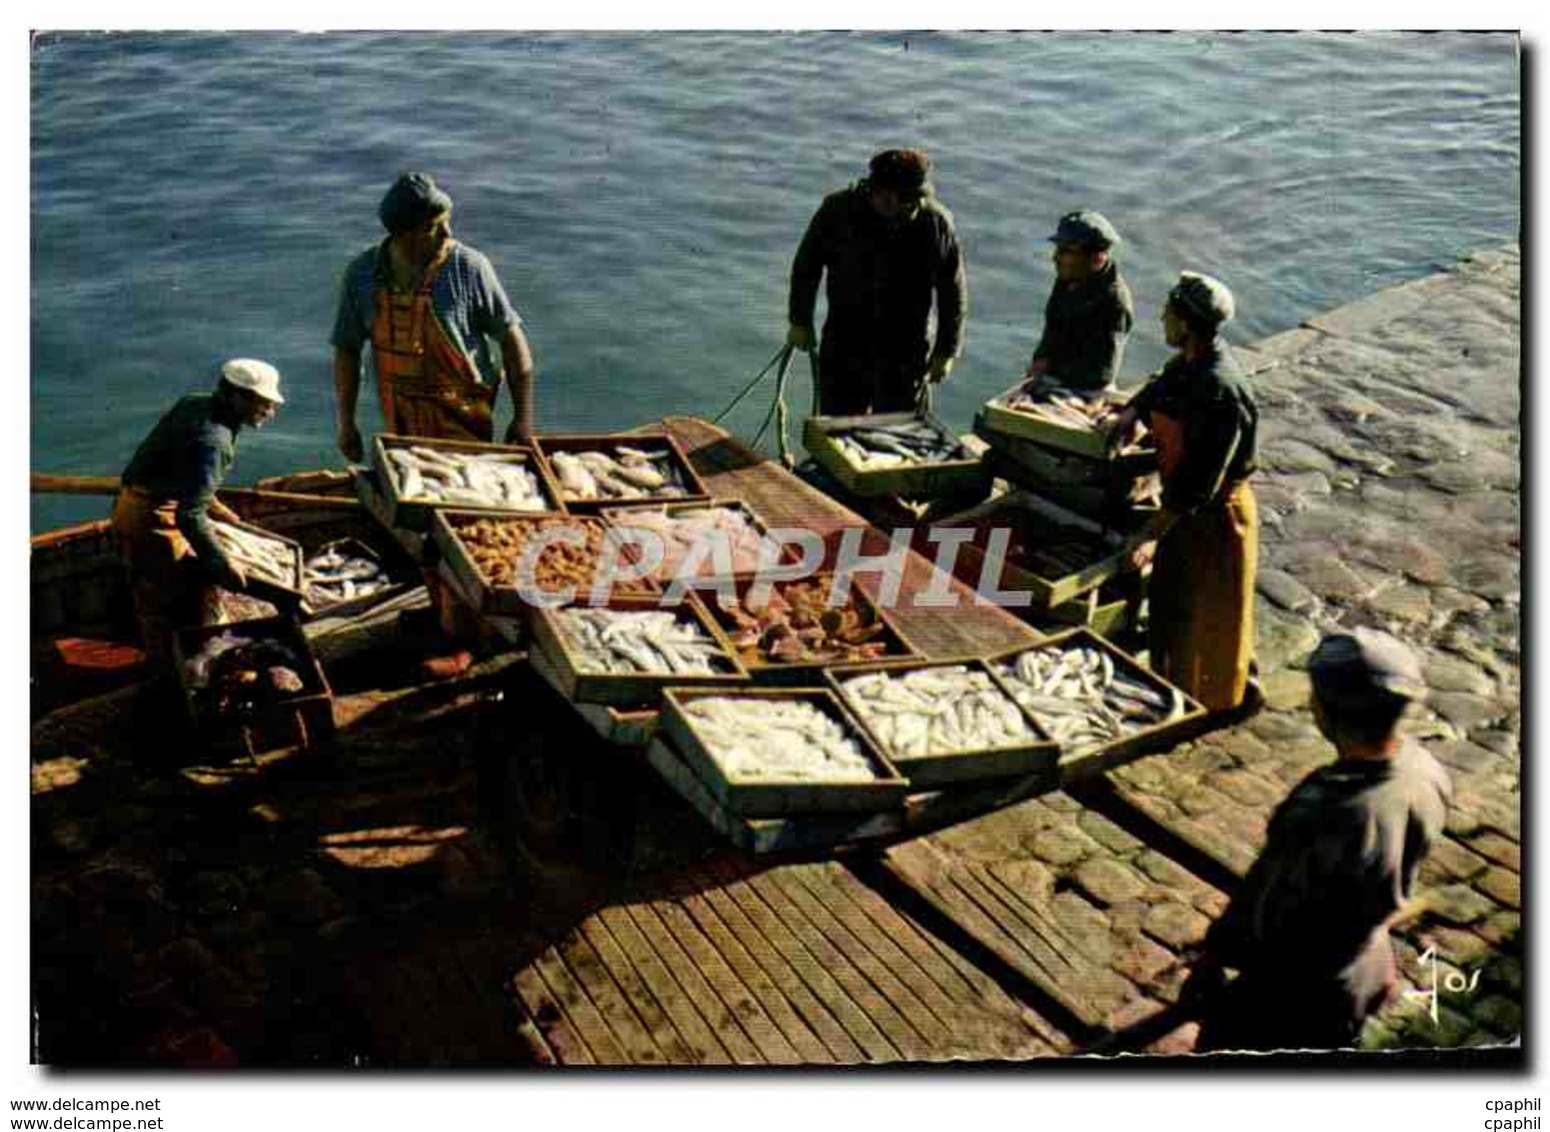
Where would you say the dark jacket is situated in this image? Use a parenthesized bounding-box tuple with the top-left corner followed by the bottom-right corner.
(120, 393, 239, 577)
(1031, 263, 1134, 390)
(1199, 741, 1451, 1046)
(789, 182, 967, 394)
(1130, 341, 1258, 514)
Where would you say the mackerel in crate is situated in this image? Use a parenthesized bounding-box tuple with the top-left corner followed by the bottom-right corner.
(984, 627, 1203, 778)
(975, 376, 1155, 462)
(827, 658, 1060, 789)
(172, 614, 334, 759)
(803, 411, 988, 499)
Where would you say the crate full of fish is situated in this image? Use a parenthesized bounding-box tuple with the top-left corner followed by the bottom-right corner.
(691, 571, 922, 686)
(529, 593, 749, 707)
(985, 628, 1203, 775)
(172, 615, 334, 756)
(209, 518, 305, 606)
(596, 499, 794, 584)
(299, 537, 415, 620)
(802, 411, 988, 499)
(828, 659, 1060, 789)
(534, 432, 711, 510)
(976, 376, 1155, 461)
(979, 430, 1160, 521)
(371, 434, 566, 532)
(432, 511, 660, 617)
(925, 489, 1134, 611)
(659, 687, 910, 817)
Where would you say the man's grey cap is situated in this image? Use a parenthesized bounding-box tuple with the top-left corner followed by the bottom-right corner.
(1308, 627, 1427, 702)
(1048, 210, 1120, 250)
(1168, 270, 1236, 326)
(379, 172, 453, 235)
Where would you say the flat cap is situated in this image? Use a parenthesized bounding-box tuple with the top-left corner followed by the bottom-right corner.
(1308, 627, 1426, 703)
(1049, 210, 1120, 250)
(1168, 271, 1236, 327)
(219, 358, 284, 404)
(868, 149, 933, 194)
(378, 172, 453, 235)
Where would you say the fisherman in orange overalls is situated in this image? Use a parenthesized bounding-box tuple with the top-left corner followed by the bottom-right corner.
(112, 359, 285, 670)
(1111, 272, 1261, 714)
(331, 172, 537, 678)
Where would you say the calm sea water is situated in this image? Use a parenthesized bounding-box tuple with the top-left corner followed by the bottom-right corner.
(30, 31, 1519, 532)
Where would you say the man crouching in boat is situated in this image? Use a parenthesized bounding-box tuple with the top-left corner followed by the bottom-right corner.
(786, 149, 967, 416)
(111, 359, 284, 668)
(330, 171, 535, 460)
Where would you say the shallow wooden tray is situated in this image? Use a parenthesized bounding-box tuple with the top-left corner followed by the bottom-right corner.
(803, 411, 989, 500)
(433, 510, 659, 617)
(689, 572, 923, 686)
(982, 626, 1205, 777)
(210, 516, 306, 609)
(535, 432, 711, 512)
(825, 657, 1060, 789)
(371, 433, 566, 532)
(594, 498, 794, 585)
(927, 489, 1133, 610)
(659, 686, 909, 818)
(528, 592, 749, 708)
(171, 614, 334, 756)
(298, 536, 418, 622)
(975, 379, 1155, 462)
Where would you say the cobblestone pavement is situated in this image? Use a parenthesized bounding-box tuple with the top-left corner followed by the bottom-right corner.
(1105, 245, 1523, 1051)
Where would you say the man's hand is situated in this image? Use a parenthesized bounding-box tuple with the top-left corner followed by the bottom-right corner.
(222, 563, 249, 592)
(926, 354, 954, 384)
(786, 323, 816, 353)
(1126, 535, 1157, 572)
(1105, 405, 1140, 454)
(337, 421, 364, 464)
(504, 420, 533, 446)
(1025, 355, 1050, 379)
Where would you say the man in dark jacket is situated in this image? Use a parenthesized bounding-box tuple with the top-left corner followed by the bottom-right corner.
(1025, 210, 1133, 392)
(111, 359, 284, 666)
(1186, 628, 1452, 1051)
(786, 149, 968, 416)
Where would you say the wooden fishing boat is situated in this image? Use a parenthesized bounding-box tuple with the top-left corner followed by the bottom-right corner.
(28, 416, 1226, 1068)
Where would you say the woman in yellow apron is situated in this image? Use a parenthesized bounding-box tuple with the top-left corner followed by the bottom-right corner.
(1116, 273, 1260, 713)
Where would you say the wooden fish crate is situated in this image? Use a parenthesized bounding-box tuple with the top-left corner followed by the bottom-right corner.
(689, 572, 923, 687)
(594, 498, 795, 585)
(210, 517, 305, 609)
(826, 658, 1060, 789)
(983, 627, 1205, 779)
(803, 411, 989, 499)
(975, 380, 1156, 462)
(929, 489, 1134, 611)
(533, 432, 711, 512)
(981, 433, 1159, 521)
(370, 434, 567, 532)
(528, 592, 750, 708)
(659, 686, 910, 818)
(171, 615, 334, 759)
(432, 510, 659, 617)
(298, 536, 418, 622)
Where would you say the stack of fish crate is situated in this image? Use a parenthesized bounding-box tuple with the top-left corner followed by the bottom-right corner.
(975, 378, 1159, 520)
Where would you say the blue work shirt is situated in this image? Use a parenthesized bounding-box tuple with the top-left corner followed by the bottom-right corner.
(330, 239, 523, 387)
(120, 393, 238, 576)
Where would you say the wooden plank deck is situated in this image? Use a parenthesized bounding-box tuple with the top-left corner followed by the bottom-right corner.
(507, 859, 1056, 1065)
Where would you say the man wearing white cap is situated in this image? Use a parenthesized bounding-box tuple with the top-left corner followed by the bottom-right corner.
(111, 359, 284, 667)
